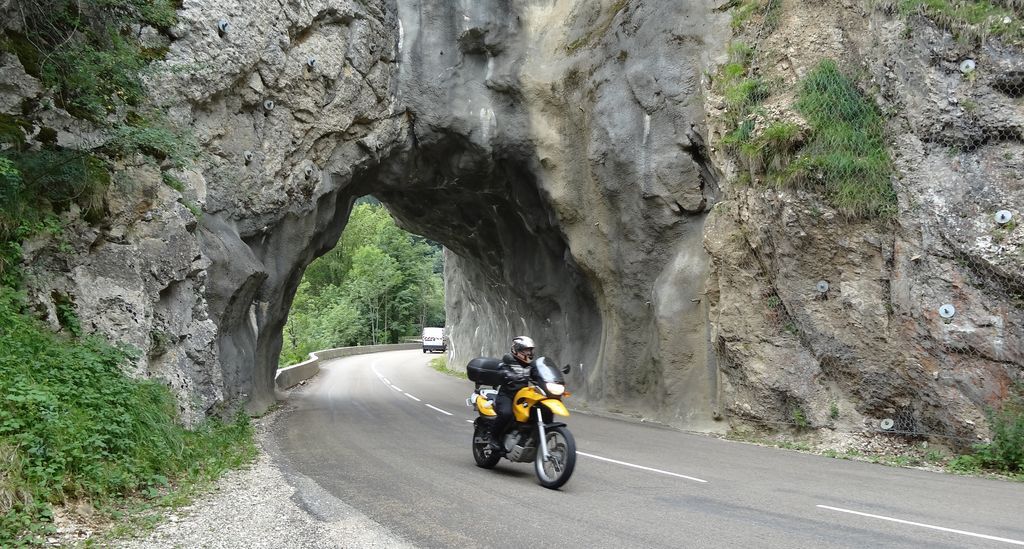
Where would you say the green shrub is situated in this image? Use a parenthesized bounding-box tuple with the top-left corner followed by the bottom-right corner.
(973, 391, 1024, 472)
(6, 0, 178, 120)
(791, 406, 809, 429)
(0, 288, 255, 544)
(0, 0, 192, 283)
(45, 33, 147, 120)
(107, 119, 199, 166)
(947, 388, 1024, 475)
(947, 453, 984, 472)
(0, 147, 109, 272)
(0, 146, 109, 279)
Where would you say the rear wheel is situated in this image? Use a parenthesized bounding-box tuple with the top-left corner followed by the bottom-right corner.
(535, 425, 576, 489)
(472, 422, 501, 468)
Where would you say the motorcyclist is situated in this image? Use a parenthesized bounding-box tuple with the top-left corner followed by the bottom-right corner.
(487, 336, 535, 453)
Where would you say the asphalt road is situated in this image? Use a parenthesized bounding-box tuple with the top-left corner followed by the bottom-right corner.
(270, 350, 1024, 548)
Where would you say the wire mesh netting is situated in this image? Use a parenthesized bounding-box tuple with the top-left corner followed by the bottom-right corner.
(708, 0, 1023, 469)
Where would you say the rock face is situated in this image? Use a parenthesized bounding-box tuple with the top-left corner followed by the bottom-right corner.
(6, 0, 1021, 439)
(702, 2, 1023, 443)
(384, 0, 730, 429)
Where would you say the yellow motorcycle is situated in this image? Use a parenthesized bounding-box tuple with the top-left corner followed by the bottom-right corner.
(466, 356, 576, 489)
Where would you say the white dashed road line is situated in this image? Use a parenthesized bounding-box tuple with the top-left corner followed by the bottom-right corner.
(817, 505, 1024, 546)
(426, 404, 453, 416)
(374, 358, 1018, 543)
(372, 364, 453, 417)
(578, 451, 708, 483)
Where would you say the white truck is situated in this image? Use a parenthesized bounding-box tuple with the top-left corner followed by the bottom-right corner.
(421, 327, 446, 353)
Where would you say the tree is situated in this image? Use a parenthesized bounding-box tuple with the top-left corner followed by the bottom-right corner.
(346, 245, 403, 345)
(278, 203, 446, 366)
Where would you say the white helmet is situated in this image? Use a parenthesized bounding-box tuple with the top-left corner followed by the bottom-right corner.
(511, 336, 535, 363)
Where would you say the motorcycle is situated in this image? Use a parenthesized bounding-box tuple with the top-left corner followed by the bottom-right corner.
(466, 356, 576, 489)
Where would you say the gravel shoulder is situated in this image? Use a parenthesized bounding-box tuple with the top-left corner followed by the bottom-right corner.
(120, 401, 414, 549)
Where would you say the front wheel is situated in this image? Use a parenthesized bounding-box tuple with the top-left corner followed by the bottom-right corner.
(472, 422, 501, 469)
(535, 425, 576, 489)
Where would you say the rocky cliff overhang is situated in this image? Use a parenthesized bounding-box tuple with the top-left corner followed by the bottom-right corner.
(35, 0, 724, 426)
(7, 0, 1019, 443)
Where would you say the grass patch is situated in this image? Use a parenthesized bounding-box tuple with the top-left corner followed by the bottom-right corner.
(739, 121, 803, 173)
(0, 1, 250, 543)
(429, 355, 467, 379)
(785, 60, 896, 218)
(0, 288, 256, 545)
(727, 0, 784, 33)
(897, 0, 1024, 45)
(730, 1, 761, 29)
(714, 42, 771, 139)
(716, 8, 897, 219)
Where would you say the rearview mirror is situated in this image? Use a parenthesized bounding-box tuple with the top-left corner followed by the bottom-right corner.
(562, 364, 571, 374)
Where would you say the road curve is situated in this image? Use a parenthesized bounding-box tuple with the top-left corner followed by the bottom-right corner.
(269, 350, 1024, 548)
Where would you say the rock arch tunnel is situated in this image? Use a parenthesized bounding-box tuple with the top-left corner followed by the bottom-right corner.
(12, 0, 1020, 443)
(153, 0, 729, 430)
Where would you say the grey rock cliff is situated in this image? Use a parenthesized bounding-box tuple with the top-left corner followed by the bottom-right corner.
(703, 2, 1023, 442)
(7, 0, 1021, 440)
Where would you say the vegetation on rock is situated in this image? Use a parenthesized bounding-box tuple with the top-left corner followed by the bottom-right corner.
(895, 0, 1024, 45)
(0, 1, 253, 543)
(728, 0, 783, 33)
(0, 288, 257, 545)
(715, 41, 896, 218)
(789, 60, 897, 218)
(949, 387, 1024, 475)
(714, 0, 1022, 472)
(0, 0, 195, 281)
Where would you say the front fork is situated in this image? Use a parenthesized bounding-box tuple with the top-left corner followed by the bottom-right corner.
(536, 407, 549, 462)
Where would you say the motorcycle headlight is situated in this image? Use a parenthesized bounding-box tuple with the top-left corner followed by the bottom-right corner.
(545, 383, 565, 396)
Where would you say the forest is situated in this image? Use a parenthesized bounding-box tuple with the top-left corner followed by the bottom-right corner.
(279, 200, 446, 366)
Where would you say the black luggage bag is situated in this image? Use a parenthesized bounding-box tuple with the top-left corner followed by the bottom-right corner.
(466, 357, 504, 386)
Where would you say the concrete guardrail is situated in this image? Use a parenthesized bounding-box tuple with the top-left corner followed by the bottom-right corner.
(275, 343, 421, 390)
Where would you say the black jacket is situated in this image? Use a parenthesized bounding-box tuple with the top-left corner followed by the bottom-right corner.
(497, 353, 531, 394)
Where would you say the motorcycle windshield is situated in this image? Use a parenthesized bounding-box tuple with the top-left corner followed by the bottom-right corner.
(531, 356, 564, 384)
